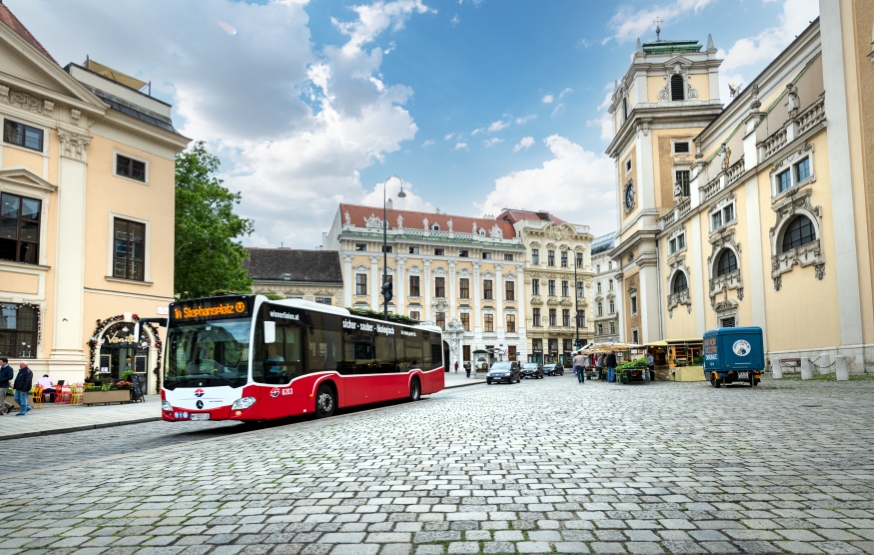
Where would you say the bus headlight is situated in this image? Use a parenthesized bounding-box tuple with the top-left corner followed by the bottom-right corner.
(231, 397, 256, 410)
(162, 401, 172, 412)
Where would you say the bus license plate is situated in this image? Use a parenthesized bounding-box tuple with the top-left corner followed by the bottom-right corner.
(738, 372, 749, 379)
(190, 413, 210, 421)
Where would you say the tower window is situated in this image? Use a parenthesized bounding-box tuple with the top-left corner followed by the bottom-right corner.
(671, 74, 685, 101)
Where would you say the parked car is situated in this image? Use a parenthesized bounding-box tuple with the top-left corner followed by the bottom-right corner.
(520, 363, 544, 379)
(544, 363, 564, 376)
(486, 361, 521, 385)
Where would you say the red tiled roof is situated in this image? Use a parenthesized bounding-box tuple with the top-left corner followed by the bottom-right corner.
(0, 2, 58, 64)
(498, 209, 564, 226)
(340, 204, 516, 239)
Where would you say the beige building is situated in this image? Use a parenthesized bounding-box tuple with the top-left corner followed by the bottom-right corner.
(590, 233, 620, 344)
(245, 248, 343, 305)
(502, 209, 594, 365)
(605, 3, 873, 371)
(0, 5, 189, 391)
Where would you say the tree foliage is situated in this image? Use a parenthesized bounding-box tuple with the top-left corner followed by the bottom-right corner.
(175, 142, 254, 300)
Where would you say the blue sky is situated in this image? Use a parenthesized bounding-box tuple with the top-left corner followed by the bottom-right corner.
(11, 0, 818, 247)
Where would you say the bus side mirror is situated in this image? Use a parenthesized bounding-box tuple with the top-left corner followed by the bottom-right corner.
(264, 321, 276, 344)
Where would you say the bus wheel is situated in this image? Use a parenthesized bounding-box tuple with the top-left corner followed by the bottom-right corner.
(315, 384, 336, 418)
(410, 378, 421, 401)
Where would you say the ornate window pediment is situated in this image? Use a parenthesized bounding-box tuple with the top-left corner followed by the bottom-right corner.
(658, 61, 699, 102)
(768, 187, 824, 290)
(666, 257, 692, 318)
(433, 267, 446, 277)
(708, 228, 743, 308)
(408, 265, 421, 275)
(353, 264, 369, 273)
(458, 268, 470, 278)
(530, 296, 543, 306)
(546, 297, 559, 305)
(482, 270, 494, 279)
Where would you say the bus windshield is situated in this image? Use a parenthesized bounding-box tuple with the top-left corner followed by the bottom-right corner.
(164, 318, 250, 389)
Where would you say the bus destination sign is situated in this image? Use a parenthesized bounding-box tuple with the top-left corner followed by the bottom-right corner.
(170, 296, 251, 322)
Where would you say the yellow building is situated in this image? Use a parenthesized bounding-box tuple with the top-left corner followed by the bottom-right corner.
(0, 5, 189, 391)
(606, 4, 873, 372)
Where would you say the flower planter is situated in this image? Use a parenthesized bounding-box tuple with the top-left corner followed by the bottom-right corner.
(82, 390, 132, 405)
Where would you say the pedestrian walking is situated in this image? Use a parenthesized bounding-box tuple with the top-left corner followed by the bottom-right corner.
(0, 357, 14, 414)
(573, 351, 586, 384)
(454, 361, 459, 373)
(606, 351, 618, 383)
(647, 351, 655, 382)
(13, 361, 33, 416)
(464, 361, 471, 378)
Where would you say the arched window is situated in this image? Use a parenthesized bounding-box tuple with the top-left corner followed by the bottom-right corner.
(781, 216, 816, 252)
(671, 74, 685, 101)
(431, 223, 440, 231)
(716, 250, 738, 277)
(672, 272, 688, 294)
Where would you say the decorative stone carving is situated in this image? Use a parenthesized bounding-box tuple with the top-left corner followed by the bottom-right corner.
(490, 224, 503, 238)
(365, 214, 382, 229)
(423, 218, 429, 230)
(0, 84, 8, 101)
(57, 130, 92, 161)
(815, 263, 825, 280)
(472, 221, 478, 234)
(768, 187, 824, 287)
(5, 90, 43, 114)
(666, 257, 692, 318)
(71, 108, 81, 125)
(396, 215, 403, 229)
(344, 210, 351, 225)
(719, 143, 731, 172)
(530, 296, 543, 306)
(785, 83, 800, 114)
(546, 297, 559, 305)
(447, 219, 453, 232)
(773, 276, 782, 291)
(43, 100, 54, 117)
(708, 227, 743, 308)
(658, 62, 698, 101)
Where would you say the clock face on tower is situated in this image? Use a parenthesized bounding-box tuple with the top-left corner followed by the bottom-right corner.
(624, 181, 635, 212)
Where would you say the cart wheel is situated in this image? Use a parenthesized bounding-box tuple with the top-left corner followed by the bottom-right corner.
(710, 376, 720, 388)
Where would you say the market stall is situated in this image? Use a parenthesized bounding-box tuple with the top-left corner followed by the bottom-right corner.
(644, 338, 704, 381)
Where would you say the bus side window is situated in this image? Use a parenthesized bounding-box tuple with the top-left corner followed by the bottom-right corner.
(430, 337, 443, 370)
(421, 331, 432, 370)
(375, 332, 397, 373)
(403, 333, 423, 372)
(345, 331, 375, 375)
(255, 322, 303, 384)
(308, 326, 342, 374)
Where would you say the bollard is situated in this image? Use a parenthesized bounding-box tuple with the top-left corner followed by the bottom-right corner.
(818, 354, 831, 375)
(800, 357, 813, 380)
(771, 357, 783, 379)
(835, 356, 850, 381)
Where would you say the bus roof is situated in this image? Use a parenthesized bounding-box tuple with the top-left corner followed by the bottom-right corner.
(258, 296, 442, 334)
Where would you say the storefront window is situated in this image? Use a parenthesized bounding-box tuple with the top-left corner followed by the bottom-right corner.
(0, 303, 37, 358)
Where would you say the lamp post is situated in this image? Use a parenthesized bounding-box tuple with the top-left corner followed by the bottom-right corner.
(574, 254, 580, 352)
(382, 175, 406, 319)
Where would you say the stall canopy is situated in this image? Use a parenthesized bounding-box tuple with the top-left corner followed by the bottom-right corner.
(577, 342, 644, 354)
(644, 338, 702, 347)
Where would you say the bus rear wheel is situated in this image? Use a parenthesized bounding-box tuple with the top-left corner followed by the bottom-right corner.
(315, 384, 336, 418)
(410, 378, 421, 401)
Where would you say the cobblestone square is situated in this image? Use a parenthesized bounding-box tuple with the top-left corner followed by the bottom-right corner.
(6, 376, 874, 554)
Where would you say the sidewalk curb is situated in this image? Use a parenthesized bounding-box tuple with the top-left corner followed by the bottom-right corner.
(445, 380, 486, 389)
(0, 417, 161, 441)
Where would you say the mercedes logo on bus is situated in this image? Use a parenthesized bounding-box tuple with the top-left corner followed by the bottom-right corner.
(196, 400, 204, 409)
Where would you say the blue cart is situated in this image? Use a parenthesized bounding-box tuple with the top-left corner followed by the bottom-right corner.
(703, 327, 764, 388)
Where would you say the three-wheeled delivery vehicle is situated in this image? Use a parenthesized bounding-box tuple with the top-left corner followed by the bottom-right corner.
(703, 326, 764, 388)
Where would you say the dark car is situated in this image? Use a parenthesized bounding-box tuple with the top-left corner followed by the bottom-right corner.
(520, 363, 544, 379)
(544, 363, 564, 376)
(487, 361, 521, 385)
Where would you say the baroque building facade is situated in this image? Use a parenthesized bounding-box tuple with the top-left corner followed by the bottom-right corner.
(590, 233, 620, 344)
(0, 5, 189, 390)
(606, 2, 874, 371)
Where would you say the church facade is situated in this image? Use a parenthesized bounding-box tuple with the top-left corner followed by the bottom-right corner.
(606, 2, 874, 372)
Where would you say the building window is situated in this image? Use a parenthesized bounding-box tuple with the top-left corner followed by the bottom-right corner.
(409, 275, 420, 297)
(506, 314, 516, 333)
(435, 312, 445, 330)
(355, 243, 367, 251)
(795, 158, 811, 182)
(435, 248, 445, 256)
(711, 203, 735, 231)
(609, 279, 614, 291)
(504, 253, 513, 261)
(561, 251, 568, 267)
(435, 277, 445, 298)
(625, 159, 632, 173)
(116, 154, 147, 182)
(576, 310, 585, 327)
(315, 297, 332, 305)
(0, 193, 41, 264)
(576, 281, 584, 298)
(482, 252, 492, 260)
(781, 216, 816, 252)
(597, 302, 603, 316)
(3, 119, 43, 152)
(562, 309, 570, 327)
(561, 281, 569, 297)
(460, 278, 470, 298)
(461, 312, 470, 331)
(596, 264, 601, 273)
(777, 169, 792, 193)
(716, 250, 738, 276)
(597, 323, 603, 335)
(431, 223, 440, 231)
(532, 338, 542, 354)
(669, 233, 686, 254)
(0, 303, 37, 358)
(563, 339, 573, 353)
(672, 272, 688, 294)
(608, 261, 612, 270)
(532, 279, 540, 296)
(676, 170, 690, 197)
(531, 249, 539, 265)
(608, 300, 615, 314)
(533, 308, 541, 327)
(356, 274, 367, 295)
(408, 246, 419, 254)
(674, 141, 690, 154)
(113, 218, 145, 281)
(610, 322, 616, 334)
(576, 252, 583, 268)
(548, 280, 556, 296)
(721, 317, 736, 328)
(547, 250, 555, 266)
(483, 279, 493, 300)
(410, 310, 420, 321)
(483, 313, 494, 332)
(459, 250, 469, 258)
(548, 309, 557, 327)
(632, 329, 639, 343)
(670, 74, 684, 101)
(505, 281, 515, 301)
(382, 245, 393, 253)
(630, 295, 638, 315)
(597, 282, 602, 293)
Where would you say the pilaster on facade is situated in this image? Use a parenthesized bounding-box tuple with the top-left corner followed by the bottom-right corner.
(369, 256, 380, 311)
(472, 262, 482, 334)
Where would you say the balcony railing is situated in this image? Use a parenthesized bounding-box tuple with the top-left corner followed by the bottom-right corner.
(701, 174, 723, 202)
(797, 94, 825, 135)
(761, 127, 787, 159)
(726, 155, 745, 185)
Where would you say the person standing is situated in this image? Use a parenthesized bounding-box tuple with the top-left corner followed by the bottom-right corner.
(646, 351, 655, 382)
(13, 361, 33, 416)
(573, 351, 586, 384)
(606, 351, 618, 383)
(599, 354, 606, 381)
(454, 361, 459, 373)
(464, 361, 471, 378)
(0, 358, 14, 414)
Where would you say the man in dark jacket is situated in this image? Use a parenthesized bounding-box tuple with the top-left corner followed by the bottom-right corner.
(0, 358, 14, 414)
(606, 351, 618, 383)
(13, 361, 33, 416)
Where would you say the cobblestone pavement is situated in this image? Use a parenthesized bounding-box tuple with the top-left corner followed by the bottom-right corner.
(5, 375, 874, 555)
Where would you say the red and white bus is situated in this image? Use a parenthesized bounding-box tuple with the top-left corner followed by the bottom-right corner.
(158, 295, 445, 422)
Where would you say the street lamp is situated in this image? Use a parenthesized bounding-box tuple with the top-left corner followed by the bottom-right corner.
(382, 175, 406, 319)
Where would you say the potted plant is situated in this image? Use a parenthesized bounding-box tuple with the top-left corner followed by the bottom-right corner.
(81, 380, 133, 405)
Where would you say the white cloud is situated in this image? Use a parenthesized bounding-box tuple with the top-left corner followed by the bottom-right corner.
(454, 142, 469, 150)
(717, 0, 819, 100)
(450, 13, 460, 26)
(479, 136, 616, 234)
(421, 139, 435, 147)
(515, 114, 536, 124)
(471, 127, 485, 136)
(551, 104, 565, 118)
(488, 120, 509, 133)
(512, 136, 535, 152)
(558, 87, 572, 100)
(483, 138, 504, 147)
(444, 132, 455, 140)
(361, 178, 434, 213)
(605, 0, 717, 44)
(542, 94, 554, 104)
(586, 91, 614, 142)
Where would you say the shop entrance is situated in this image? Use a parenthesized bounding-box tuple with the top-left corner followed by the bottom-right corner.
(98, 322, 150, 391)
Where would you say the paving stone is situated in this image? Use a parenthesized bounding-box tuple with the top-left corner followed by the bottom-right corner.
(482, 542, 516, 554)
(515, 542, 551, 554)
(446, 542, 479, 554)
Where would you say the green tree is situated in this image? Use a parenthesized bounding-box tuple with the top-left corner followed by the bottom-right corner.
(175, 141, 254, 300)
